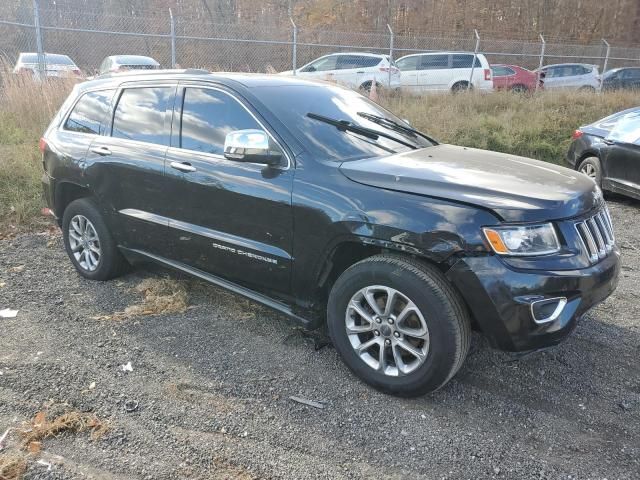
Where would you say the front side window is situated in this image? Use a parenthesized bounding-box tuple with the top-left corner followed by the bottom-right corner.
(396, 56, 418, 71)
(419, 55, 449, 70)
(64, 89, 115, 135)
(179, 88, 264, 156)
(304, 56, 337, 72)
(111, 87, 173, 145)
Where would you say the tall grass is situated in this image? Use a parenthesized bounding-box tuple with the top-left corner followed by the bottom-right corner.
(380, 90, 640, 164)
(0, 64, 639, 231)
(0, 63, 75, 231)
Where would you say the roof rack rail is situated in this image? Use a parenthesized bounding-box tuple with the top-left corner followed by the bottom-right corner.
(94, 68, 211, 80)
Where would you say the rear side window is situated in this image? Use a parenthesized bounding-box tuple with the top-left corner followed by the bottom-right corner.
(112, 87, 173, 145)
(451, 54, 482, 68)
(336, 55, 381, 69)
(64, 89, 114, 135)
(622, 68, 640, 79)
(491, 66, 515, 76)
(179, 88, 262, 156)
(420, 55, 449, 70)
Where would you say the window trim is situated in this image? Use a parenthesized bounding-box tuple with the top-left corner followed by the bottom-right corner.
(108, 82, 178, 147)
(173, 83, 292, 170)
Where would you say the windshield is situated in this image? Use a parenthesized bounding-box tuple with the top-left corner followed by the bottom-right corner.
(253, 84, 434, 161)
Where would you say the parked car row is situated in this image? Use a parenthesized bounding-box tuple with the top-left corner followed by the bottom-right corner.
(12, 53, 160, 79)
(10, 51, 640, 94)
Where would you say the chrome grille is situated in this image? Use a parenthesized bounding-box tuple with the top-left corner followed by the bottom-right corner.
(574, 207, 615, 263)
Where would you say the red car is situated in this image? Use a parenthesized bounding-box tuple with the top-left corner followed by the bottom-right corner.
(491, 64, 543, 92)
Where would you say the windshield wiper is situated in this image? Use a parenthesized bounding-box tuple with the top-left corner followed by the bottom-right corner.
(306, 112, 417, 150)
(357, 112, 438, 144)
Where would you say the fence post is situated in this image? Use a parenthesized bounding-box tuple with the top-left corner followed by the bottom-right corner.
(290, 16, 297, 74)
(387, 24, 394, 87)
(601, 38, 610, 74)
(536, 34, 546, 91)
(169, 9, 176, 68)
(32, 0, 44, 78)
(469, 29, 480, 88)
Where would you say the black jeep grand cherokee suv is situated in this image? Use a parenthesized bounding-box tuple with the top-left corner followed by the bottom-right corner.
(41, 70, 620, 396)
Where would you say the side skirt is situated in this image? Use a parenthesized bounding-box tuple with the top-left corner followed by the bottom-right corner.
(119, 246, 316, 329)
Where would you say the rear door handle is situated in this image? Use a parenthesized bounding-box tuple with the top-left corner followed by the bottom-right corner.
(170, 161, 196, 173)
(90, 146, 111, 156)
(356, 71, 365, 74)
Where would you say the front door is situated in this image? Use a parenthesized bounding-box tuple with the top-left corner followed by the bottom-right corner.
(163, 85, 294, 296)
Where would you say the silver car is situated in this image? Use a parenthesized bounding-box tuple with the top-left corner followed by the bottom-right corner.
(536, 63, 601, 91)
(13, 52, 83, 79)
(98, 55, 160, 75)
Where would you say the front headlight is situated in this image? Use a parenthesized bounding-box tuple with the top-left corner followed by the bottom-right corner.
(482, 223, 560, 256)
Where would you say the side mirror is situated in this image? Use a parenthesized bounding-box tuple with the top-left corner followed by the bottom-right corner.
(223, 129, 282, 166)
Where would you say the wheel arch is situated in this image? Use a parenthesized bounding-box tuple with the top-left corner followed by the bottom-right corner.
(54, 181, 93, 226)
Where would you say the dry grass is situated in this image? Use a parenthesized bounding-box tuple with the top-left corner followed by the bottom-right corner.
(92, 277, 189, 320)
(18, 411, 109, 446)
(0, 409, 108, 480)
(0, 453, 27, 480)
(379, 89, 640, 164)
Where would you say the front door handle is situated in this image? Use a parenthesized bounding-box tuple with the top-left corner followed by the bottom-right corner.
(170, 161, 197, 173)
(90, 146, 111, 156)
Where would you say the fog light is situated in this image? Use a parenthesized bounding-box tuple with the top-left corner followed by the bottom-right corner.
(530, 297, 567, 324)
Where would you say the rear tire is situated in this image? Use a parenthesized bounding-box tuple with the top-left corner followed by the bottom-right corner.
(327, 254, 471, 397)
(62, 198, 129, 281)
(451, 81, 471, 93)
(578, 156, 602, 188)
(510, 84, 528, 93)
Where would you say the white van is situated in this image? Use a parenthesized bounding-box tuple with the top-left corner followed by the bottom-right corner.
(280, 52, 401, 92)
(395, 52, 493, 93)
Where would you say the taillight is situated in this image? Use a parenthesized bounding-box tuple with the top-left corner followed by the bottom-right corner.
(39, 137, 47, 154)
(571, 130, 583, 140)
(484, 69, 491, 81)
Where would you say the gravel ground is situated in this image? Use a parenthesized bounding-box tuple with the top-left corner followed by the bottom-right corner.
(0, 198, 639, 480)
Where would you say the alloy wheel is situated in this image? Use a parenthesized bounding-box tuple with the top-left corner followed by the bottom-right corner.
(68, 214, 101, 272)
(580, 163, 597, 179)
(345, 285, 429, 376)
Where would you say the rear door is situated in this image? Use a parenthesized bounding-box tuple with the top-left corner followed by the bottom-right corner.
(85, 83, 176, 254)
(162, 84, 294, 295)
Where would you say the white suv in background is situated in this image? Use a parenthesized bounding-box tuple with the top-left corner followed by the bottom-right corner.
(536, 63, 601, 91)
(395, 52, 493, 93)
(280, 52, 401, 91)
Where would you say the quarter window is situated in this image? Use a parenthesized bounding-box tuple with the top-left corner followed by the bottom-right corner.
(111, 87, 173, 145)
(64, 89, 115, 135)
(179, 88, 263, 156)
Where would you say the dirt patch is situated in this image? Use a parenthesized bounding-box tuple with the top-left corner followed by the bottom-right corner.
(0, 452, 27, 480)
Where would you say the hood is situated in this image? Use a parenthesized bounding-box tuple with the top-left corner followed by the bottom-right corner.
(339, 144, 602, 223)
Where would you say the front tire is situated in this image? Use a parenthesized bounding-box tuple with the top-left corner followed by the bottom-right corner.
(62, 198, 128, 281)
(578, 156, 602, 188)
(327, 254, 471, 397)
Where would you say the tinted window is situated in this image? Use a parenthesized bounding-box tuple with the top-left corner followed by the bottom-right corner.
(491, 66, 515, 76)
(622, 68, 640, 79)
(572, 65, 590, 75)
(112, 87, 173, 145)
(180, 88, 262, 156)
(396, 56, 418, 71)
(254, 84, 433, 162)
(336, 55, 381, 69)
(64, 90, 114, 135)
(420, 55, 449, 70)
(451, 54, 481, 68)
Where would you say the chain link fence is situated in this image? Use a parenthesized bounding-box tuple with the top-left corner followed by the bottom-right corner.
(1, 0, 639, 81)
